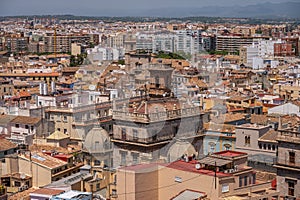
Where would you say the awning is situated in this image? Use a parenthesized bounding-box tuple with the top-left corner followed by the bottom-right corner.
(198, 156, 232, 167)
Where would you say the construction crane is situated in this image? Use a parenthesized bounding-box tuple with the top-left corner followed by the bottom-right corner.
(53, 26, 57, 58)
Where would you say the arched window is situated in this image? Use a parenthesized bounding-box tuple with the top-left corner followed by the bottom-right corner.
(259, 143, 262, 149)
(263, 144, 266, 149)
(272, 145, 275, 151)
(245, 136, 250, 145)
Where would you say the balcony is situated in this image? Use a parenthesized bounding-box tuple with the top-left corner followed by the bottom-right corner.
(111, 134, 173, 147)
(113, 106, 201, 123)
(277, 131, 300, 144)
(72, 116, 112, 126)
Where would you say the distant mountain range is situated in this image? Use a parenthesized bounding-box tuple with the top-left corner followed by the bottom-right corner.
(128, 2, 300, 18)
(1, 1, 299, 19)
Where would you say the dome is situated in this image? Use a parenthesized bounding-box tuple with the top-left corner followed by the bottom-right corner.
(167, 140, 197, 162)
(83, 126, 111, 154)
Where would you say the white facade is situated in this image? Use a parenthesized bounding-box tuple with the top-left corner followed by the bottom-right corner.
(87, 46, 124, 61)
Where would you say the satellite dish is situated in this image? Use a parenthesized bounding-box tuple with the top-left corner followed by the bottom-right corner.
(195, 163, 201, 170)
(89, 85, 96, 91)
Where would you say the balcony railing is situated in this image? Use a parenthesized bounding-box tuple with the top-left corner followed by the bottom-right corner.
(113, 106, 201, 123)
(277, 131, 300, 144)
(72, 116, 112, 126)
(112, 134, 173, 144)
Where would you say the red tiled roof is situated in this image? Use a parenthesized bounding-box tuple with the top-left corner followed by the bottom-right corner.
(213, 150, 247, 158)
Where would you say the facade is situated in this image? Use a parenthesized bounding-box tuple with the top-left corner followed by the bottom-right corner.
(45, 93, 112, 140)
(116, 150, 279, 200)
(0, 79, 13, 100)
(216, 35, 255, 54)
(7, 116, 42, 145)
(44, 35, 91, 53)
(2, 151, 83, 187)
(5, 36, 29, 53)
(274, 126, 300, 200)
(202, 123, 235, 155)
(235, 123, 271, 156)
(111, 97, 203, 167)
(226, 96, 263, 114)
(0, 138, 17, 160)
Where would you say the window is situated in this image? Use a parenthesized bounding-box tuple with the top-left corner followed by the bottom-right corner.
(252, 173, 256, 184)
(94, 160, 101, 166)
(132, 153, 139, 165)
(96, 183, 100, 190)
(133, 129, 138, 141)
(222, 184, 229, 193)
(25, 125, 29, 129)
(121, 128, 126, 140)
(209, 142, 216, 153)
(239, 176, 243, 187)
(57, 128, 61, 131)
(95, 141, 100, 148)
(245, 136, 250, 145)
(63, 116, 67, 122)
(120, 151, 126, 166)
(289, 151, 295, 164)
(15, 124, 19, 128)
(244, 176, 248, 186)
(272, 145, 275, 151)
(288, 181, 295, 196)
(224, 143, 231, 151)
(14, 181, 21, 187)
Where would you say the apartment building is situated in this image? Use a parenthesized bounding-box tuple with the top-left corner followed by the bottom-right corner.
(273, 84, 300, 101)
(0, 79, 13, 100)
(44, 35, 91, 53)
(7, 116, 42, 145)
(2, 151, 83, 187)
(5, 36, 29, 53)
(274, 43, 294, 57)
(226, 96, 263, 114)
(217, 35, 269, 54)
(202, 122, 236, 155)
(0, 138, 17, 159)
(45, 93, 112, 140)
(116, 150, 279, 200)
(111, 97, 203, 167)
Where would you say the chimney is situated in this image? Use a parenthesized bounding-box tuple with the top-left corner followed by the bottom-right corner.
(278, 116, 282, 130)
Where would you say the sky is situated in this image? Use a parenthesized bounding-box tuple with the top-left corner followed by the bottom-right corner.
(0, 0, 296, 16)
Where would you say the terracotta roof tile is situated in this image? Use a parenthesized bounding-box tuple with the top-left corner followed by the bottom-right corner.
(10, 116, 41, 125)
(0, 138, 17, 151)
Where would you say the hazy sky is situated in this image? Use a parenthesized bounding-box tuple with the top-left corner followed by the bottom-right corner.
(0, 0, 296, 16)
